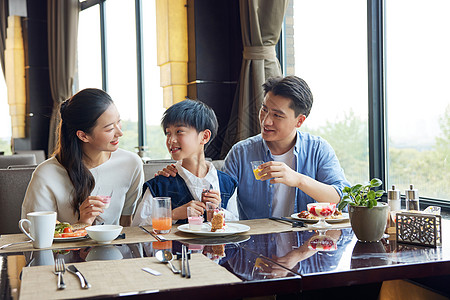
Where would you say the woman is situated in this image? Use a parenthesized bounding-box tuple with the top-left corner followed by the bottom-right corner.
(21, 88, 144, 226)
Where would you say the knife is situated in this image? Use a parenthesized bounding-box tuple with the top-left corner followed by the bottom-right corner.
(269, 216, 305, 227)
(67, 265, 91, 289)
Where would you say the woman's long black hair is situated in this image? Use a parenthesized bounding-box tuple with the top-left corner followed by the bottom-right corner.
(53, 88, 113, 216)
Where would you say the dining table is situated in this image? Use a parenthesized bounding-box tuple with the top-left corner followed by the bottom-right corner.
(1, 217, 450, 299)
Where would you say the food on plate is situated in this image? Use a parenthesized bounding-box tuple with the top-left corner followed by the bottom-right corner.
(54, 221, 88, 238)
(297, 209, 343, 220)
(297, 210, 310, 219)
(210, 209, 225, 232)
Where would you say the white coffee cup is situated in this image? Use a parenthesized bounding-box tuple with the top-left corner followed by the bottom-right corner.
(18, 211, 57, 249)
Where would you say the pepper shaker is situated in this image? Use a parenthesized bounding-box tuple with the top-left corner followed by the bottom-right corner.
(405, 184, 419, 211)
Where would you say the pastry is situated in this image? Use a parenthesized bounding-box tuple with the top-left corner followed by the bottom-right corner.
(211, 210, 225, 232)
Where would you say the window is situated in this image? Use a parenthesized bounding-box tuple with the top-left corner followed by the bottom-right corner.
(0, 71, 11, 155)
(289, 0, 369, 186)
(385, 0, 450, 200)
(77, 0, 168, 158)
(105, 0, 138, 152)
(142, 0, 169, 159)
(77, 4, 102, 90)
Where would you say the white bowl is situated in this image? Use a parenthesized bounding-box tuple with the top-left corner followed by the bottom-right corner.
(86, 225, 123, 244)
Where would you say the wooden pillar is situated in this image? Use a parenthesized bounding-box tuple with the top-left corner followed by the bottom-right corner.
(156, 0, 188, 108)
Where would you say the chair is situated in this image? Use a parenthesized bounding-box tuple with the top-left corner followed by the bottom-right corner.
(7, 165, 38, 169)
(212, 160, 225, 171)
(143, 160, 176, 180)
(14, 150, 46, 164)
(0, 168, 35, 234)
(0, 154, 37, 169)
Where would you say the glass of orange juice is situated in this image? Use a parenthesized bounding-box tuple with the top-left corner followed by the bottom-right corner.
(251, 161, 265, 180)
(152, 197, 172, 234)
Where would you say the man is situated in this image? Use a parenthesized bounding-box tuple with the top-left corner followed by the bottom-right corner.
(222, 76, 349, 219)
(159, 76, 349, 220)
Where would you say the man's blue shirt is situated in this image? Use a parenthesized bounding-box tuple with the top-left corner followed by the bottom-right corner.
(223, 130, 349, 220)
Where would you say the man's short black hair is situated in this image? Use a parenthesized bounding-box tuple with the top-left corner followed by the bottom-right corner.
(262, 76, 314, 117)
(161, 99, 218, 148)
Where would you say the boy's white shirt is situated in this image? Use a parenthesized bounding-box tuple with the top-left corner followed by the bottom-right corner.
(132, 161, 239, 226)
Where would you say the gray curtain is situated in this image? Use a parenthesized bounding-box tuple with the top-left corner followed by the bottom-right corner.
(222, 0, 289, 157)
(0, 0, 8, 76)
(47, 0, 79, 154)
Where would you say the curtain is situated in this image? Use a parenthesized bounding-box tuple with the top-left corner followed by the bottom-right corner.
(221, 0, 289, 157)
(0, 0, 8, 76)
(47, 0, 79, 154)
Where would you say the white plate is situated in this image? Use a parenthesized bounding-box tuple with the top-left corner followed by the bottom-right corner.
(177, 223, 250, 236)
(290, 212, 349, 223)
(53, 235, 88, 242)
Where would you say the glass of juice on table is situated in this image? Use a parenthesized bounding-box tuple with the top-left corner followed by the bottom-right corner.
(152, 197, 172, 234)
(187, 206, 203, 231)
(251, 161, 265, 180)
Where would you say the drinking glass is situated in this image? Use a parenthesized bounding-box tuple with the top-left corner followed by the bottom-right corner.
(251, 161, 265, 180)
(206, 202, 217, 222)
(307, 202, 336, 228)
(187, 206, 203, 231)
(152, 197, 172, 234)
(95, 190, 113, 225)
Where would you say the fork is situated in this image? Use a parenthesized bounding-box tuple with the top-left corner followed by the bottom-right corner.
(54, 258, 66, 290)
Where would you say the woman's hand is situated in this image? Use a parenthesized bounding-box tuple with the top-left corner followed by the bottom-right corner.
(172, 200, 206, 220)
(78, 196, 105, 225)
(201, 189, 221, 207)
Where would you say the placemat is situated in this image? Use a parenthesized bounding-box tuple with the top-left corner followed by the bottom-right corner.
(144, 218, 351, 241)
(19, 254, 242, 300)
(0, 226, 156, 253)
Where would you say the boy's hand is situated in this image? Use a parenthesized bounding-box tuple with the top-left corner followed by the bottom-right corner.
(172, 200, 206, 220)
(201, 189, 221, 207)
(155, 164, 178, 177)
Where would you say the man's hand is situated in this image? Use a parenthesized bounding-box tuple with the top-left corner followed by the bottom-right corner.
(172, 200, 206, 220)
(258, 161, 300, 187)
(155, 164, 178, 177)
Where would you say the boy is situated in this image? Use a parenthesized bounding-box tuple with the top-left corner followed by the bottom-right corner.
(132, 99, 238, 226)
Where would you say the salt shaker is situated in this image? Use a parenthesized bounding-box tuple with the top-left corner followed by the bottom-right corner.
(405, 184, 419, 211)
(388, 185, 401, 211)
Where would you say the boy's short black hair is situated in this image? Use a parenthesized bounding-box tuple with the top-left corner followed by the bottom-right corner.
(161, 99, 218, 148)
(262, 75, 314, 117)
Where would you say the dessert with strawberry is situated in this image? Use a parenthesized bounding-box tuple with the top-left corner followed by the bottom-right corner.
(306, 203, 337, 228)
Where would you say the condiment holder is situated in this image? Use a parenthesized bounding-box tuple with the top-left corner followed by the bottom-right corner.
(396, 211, 442, 247)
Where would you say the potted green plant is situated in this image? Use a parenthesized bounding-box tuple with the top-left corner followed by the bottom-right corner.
(338, 178, 388, 242)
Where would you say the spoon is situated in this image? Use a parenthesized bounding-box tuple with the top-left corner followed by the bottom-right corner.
(155, 250, 180, 274)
